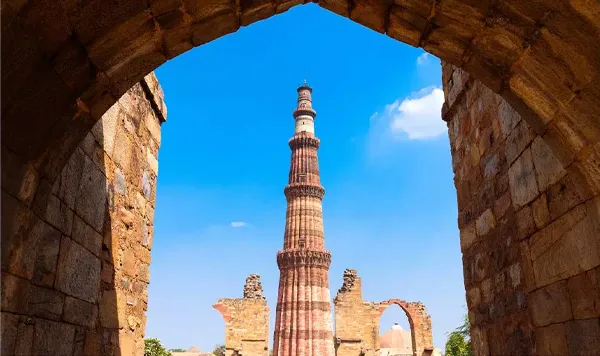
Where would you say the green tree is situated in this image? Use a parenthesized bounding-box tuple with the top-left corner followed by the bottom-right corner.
(444, 313, 472, 356)
(144, 338, 172, 356)
(212, 344, 226, 356)
(169, 349, 186, 352)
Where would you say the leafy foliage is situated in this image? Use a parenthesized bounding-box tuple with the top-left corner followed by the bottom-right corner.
(212, 344, 226, 356)
(144, 338, 172, 356)
(169, 349, 186, 352)
(444, 313, 472, 356)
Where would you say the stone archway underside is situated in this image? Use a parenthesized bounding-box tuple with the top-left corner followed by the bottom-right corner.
(2, 0, 600, 355)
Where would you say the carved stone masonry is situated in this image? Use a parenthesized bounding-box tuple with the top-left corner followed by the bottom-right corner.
(338, 268, 358, 294)
(243, 274, 266, 300)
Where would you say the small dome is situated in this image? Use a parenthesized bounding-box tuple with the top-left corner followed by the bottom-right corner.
(380, 323, 412, 350)
(187, 346, 202, 352)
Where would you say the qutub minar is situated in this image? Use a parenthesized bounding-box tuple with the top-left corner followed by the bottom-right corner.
(272, 82, 335, 356)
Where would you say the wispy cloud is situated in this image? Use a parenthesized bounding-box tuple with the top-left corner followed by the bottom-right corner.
(416, 53, 430, 66)
(370, 86, 446, 142)
(230, 221, 247, 228)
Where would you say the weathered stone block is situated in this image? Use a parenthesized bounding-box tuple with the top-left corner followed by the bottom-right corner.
(83, 330, 102, 355)
(531, 194, 550, 229)
(64, 296, 98, 328)
(535, 323, 568, 356)
(1, 149, 40, 206)
(567, 270, 600, 319)
(466, 286, 481, 308)
(1, 312, 19, 355)
(57, 147, 86, 210)
(2, 193, 38, 279)
(32, 319, 75, 355)
(1, 272, 30, 314)
(15, 317, 34, 356)
(566, 318, 600, 356)
(75, 157, 107, 233)
(497, 99, 521, 138)
(509, 149, 539, 208)
(546, 170, 589, 221)
(30, 218, 62, 287)
(493, 191, 511, 219)
(99, 289, 127, 329)
(530, 136, 566, 192)
(476, 209, 496, 236)
(529, 280, 572, 327)
(515, 205, 536, 240)
(460, 224, 477, 251)
(44, 194, 74, 236)
(530, 203, 600, 288)
(56, 237, 101, 303)
(28, 284, 65, 321)
(506, 120, 534, 164)
(71, 214, 103, 257)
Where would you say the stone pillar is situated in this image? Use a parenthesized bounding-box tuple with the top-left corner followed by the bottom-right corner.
(273, 83, 335, 356)
(1, 73, 166, 356)
(442, 62, 600, 355)
(214, 274, 270, 356)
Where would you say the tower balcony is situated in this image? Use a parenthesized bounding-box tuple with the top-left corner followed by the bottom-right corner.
(293, 107, 317, 119)
(276, 249, 331, 270)
(288, 135, 320, 150)
(284, 183, 325, 201)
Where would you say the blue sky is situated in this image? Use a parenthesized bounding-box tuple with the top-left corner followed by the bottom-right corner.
(146, 3, 465, 352)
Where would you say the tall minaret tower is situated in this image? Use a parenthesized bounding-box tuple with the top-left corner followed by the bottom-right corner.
(273, 82, 335, 356)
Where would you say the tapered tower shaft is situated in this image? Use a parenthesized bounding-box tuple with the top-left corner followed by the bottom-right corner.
(273, 83, 335, 356)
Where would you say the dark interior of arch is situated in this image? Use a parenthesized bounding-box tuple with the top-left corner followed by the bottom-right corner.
(2, 0, 600, 355)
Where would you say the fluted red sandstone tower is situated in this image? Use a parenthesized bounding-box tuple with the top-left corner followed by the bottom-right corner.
(273, 83, 335, 356)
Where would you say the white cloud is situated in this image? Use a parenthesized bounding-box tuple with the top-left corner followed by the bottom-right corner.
(416, 52, 430, 66)
(370, 86, 446, 141)
(389, 87, 446, 140)
(230, 221, 247, 228)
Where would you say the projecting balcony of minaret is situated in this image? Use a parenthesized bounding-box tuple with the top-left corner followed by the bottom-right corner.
(293, 106, 316, 119)
(288, 134, 320, 149)
(284, 183, 325, 201)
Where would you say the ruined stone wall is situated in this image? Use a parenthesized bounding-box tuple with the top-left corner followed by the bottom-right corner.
(333, 269, 381, 356)
(213, 275, 270, 356)
(333, 269, 433, 356)
(442, 62, 600, 356)
(1, 73, 165, 356)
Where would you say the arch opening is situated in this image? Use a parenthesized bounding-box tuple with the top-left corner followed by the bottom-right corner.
(379, 304, 415, 356)
(2, 1, 600, 356)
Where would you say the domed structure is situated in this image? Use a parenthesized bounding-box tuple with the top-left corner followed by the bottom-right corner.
(380, 323, 413, 356)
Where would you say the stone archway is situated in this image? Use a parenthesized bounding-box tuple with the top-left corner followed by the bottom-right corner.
(333, 269, 434, 356)
(2, 1, 600, 355)
(376, 299, 433, 356)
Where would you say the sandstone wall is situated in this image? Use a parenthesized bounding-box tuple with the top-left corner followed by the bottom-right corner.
(1, 73, 165, 356)
(333, 269, 433, 356)
(442, 62, 600, 355)
(214, 275, 270, 356)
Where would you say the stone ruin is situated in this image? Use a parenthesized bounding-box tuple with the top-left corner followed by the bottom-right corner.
(334, 269, 434, 356)
(243, 274, 266, 300)
(337, 268, 358, 294)
(214, 275, 270, 356)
